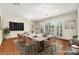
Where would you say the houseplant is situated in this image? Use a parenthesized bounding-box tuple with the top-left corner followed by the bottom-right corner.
(3, 27, 10, 39)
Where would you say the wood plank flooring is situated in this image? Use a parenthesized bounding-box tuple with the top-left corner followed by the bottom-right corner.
(0, 37, 69, 55)
(56, 39, 68, 55)
(47, 37, 69, 55)
(0, 39, 20, 55)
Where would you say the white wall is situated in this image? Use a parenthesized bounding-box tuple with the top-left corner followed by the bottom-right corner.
(2, 16, 33, 37)
(0, 5, 3, 45)
(36, 11, 77, 40)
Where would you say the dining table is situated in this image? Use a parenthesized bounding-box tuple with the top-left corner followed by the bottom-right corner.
(22, 33, 53, 52)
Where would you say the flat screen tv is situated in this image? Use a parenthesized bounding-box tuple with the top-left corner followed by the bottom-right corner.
(9, 22, 24, 31)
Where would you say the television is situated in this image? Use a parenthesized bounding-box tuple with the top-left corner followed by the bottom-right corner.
(9, 22, 24, 31)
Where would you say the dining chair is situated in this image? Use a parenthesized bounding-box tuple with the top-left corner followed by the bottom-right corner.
(17, 34, 27, 54)
(43, 37, 56, 54)
(46, 37, 56, 47)
(17, 34, 25, 42)
(17, 33, 38, 54)
(22, 36, 36, 55)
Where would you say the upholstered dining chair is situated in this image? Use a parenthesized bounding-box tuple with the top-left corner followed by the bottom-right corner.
(17, 34, 25, 42)
(17, 34, 35, 54)
(23, 36, 36, 55)
(46, 37, 56, 47)
(17, 34, 27, 54)
(43, 37, 56, 54)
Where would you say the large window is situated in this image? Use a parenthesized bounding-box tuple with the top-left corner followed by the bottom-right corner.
(36, 20, 64, 37)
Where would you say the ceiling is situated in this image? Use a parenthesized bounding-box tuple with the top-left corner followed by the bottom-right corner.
(0, 3, 78, 21)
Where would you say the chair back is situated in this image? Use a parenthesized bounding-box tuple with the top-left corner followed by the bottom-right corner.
(17, 34, 25, 41)
(24, 37, 33, 46)
(17, 34, 33, 46)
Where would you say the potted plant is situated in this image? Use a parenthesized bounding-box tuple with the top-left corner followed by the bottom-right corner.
(3, 27, 10, 39)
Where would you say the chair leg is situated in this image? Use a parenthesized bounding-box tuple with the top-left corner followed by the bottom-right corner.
(50, 45, 56, 55)
(32, 45, 35, 54)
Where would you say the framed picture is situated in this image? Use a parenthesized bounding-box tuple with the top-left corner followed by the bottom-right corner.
(65, 20, 76, 29)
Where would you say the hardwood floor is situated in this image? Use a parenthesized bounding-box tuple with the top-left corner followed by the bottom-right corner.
(0, 37, 69, 55)
(56, 39, 68, 55)
(47, 37, 69, 55)
(0, 39, 20, 55)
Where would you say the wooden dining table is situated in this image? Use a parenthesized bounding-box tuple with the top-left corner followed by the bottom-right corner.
(23, 33, 53, 52)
